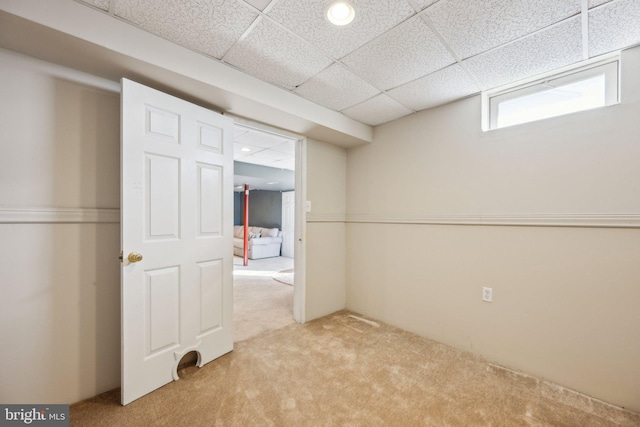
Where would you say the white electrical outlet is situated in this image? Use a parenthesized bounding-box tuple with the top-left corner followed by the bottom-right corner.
(482, 287, 493, 302)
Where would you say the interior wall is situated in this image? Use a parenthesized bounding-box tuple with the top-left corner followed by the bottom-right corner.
(304, 139, 347, 321)
(249, 190, 283, 229)
(233, 191, 243, 226)
(345, 46, 640, 412)
(0, 48, 121, 404)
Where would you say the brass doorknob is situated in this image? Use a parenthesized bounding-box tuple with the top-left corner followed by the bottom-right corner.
(128, 252, 143, 263)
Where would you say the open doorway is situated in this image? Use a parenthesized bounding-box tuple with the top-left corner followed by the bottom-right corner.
(231, 120, 304, 342)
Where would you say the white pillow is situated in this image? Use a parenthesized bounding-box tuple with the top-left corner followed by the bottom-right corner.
(263, 228, 279, 237)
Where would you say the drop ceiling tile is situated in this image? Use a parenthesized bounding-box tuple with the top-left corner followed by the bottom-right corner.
(234, 125, 252, 139)
(242, 0, 272, 11)
(234, 142, 264, 158)
(425, 0, 580, 59)
(114, 0, 258, 59)
(413, 0, 439, 11)
(589, 0, 613, 7)
(342, 15, 455, 91)
(267, 0, 416, 59)
(589, 0, 640, 57)
(387, 64, 480, 111)
(251, 148, 291, 160)
(80, 0, 110, 11)
(342, 94, 413, 126)
(223, 18, 332, 89)
(463, 17, 583, 90)
(235, 128, 294, 148)
(270, 141, 296, 155)
(294, 64, 380, 111)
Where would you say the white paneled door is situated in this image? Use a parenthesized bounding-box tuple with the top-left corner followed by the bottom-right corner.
(120, 79, 234, 405)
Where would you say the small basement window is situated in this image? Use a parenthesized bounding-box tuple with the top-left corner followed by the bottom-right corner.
(482, 54, 620, 131)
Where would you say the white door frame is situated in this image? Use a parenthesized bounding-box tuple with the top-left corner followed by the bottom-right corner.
(293, 137, 307, 324)
(229, 116, 307, 324)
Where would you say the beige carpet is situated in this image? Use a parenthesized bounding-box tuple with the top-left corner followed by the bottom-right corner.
(233, 256, 295, 342)
(70, 311, 640, 426)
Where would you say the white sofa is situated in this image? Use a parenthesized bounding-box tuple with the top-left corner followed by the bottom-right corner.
(233, 225, 283, 260)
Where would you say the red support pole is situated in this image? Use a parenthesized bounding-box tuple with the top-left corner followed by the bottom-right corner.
(243, 184, 249, 266)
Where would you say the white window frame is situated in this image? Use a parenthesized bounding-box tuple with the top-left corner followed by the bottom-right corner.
(481, 52, 621, 131)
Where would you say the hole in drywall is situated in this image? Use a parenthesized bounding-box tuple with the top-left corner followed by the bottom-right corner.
(177, 351, 199, 379)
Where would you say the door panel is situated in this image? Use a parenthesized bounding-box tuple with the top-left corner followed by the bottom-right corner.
(197, 259, 223, 334)
(198, 122, 223, 152)
(146, 154, 180, 239)
(145, 105, 180, 142)
(198, 164, 222, 236)
(121, 78, 234, 405)
(145, 267, 180, 355)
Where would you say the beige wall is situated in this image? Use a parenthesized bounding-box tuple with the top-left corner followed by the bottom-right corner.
(0, 49, 121, 404)
(304, 139, 347, 321)
(345, 46, 640, 412)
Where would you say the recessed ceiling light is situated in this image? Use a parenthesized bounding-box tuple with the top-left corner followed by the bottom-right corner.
(241, 147, 251, 152)
(266, 181, 279, 185)
(326, 1, 355, 26)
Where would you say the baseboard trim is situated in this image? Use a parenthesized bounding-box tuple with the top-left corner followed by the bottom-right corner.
(0, 207, 120, 224)
(345, 213, 640, 228)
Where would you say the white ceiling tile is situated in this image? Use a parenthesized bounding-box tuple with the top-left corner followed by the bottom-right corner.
(251, 148, 291, 160)
(412, 0, 439, 11)
(425, 0, 581, 59)
(342, 94, 413, 126)
(235, 147, 292, 166)
(115, 0, 258, 59)
(242, 0, 272, 11)
(270, 141, 296, 155)
(223, 18, 332, 89)
(589, 0, 613, 8)
(463, 17, 583, 90)
(234, 142, 264, 158)
(234, 125, 252, 139)
(387, 64, 480, 111)
(80, 0, 110, 11)
(294, 64, 380, 111)
(589, 0, 640, 57)
(342, 16, 455, 91)
(235, 129, 293, 148)
(267, 0, 416, 59)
